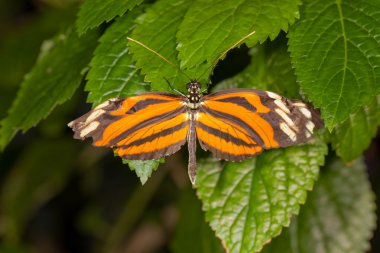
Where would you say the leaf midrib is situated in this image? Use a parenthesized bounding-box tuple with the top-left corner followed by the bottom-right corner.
(331, 0, 348, 127)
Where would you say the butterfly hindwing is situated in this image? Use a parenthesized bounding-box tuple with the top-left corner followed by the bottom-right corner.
(68, 93, 189, 160)
(196, 89, 322, 161)
(195, 106, 264, 161)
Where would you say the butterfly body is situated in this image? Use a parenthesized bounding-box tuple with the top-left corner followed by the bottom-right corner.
(68, 83, 322, 184)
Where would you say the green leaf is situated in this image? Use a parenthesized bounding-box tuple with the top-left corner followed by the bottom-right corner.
(262, 158, 376, 253)
(129, 0, 207, 92)
(76, 0, 144, 35)
(0, 29, 98, 150)
(86, 9, 148, 106)
(171, 188, 224, 253)
(1, 140, 79, 241)
(331, 95, 380, 162)
(177, 0, 301, 70)
(214, 42, 300, 98)
(195, 139, 327, 253)
(125, 158, 164, 185)
(288, 0, 380, 130)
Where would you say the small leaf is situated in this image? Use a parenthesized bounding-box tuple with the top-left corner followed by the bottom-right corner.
(129, 0, 207, 92)
(86, 8, 148, 106)
(196, 139, 327, 253)
(215, 42, 300, 98)
(288, 0, 380, 130)
(171, 188, 224, 253)
(177, 0, 301, 70)
(331, 95, 380, 162)
(262, 158, 376, 253)
(76, 0, 144, 35)
(0, 29, 98, 149)
(125, 158, 164, 185)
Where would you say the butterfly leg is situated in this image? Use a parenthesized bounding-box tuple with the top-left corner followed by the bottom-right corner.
(187, 111, 197, 184)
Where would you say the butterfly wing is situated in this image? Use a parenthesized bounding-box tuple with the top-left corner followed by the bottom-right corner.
(196, 89, 322, 161)
(68, 92, 189, 160)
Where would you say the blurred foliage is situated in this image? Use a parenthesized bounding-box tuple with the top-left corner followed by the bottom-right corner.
(0, 6, 76, 119)
(0, 0, 379, 253)
(171, 188, 224, 253)
(262, 158, 376, 253)
(1, 140, 79, 242)
(0, 28, 98, 149)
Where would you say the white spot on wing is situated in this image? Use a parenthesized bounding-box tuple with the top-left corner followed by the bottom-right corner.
(274, 100, 290, 114)
(94, 100, 110, 110)
(80, 121, 100, 138)
(266, 91, 282, 99)
(280, 122, 297, 142)
(94, 98, 118, 110)
(275, 109, 298, 132)
(85, 109, 106, 124)
(306, 131, 311, 138)
(306, 121, 315, 133)
(299, 107, 312, 119)
(293, 102, 306, 107)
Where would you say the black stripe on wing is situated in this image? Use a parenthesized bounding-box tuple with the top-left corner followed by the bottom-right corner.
(108, 106, 187, 146)
(199, 105, 265, 146)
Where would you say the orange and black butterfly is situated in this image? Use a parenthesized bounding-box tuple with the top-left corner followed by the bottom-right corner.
(68, 83, 322, 183)
(68, 34, 323, 184)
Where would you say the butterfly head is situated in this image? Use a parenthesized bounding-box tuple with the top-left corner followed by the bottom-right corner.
(186, 81, 201, 94)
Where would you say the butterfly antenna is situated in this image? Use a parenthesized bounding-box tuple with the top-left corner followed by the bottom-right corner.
(164, 77, 186, 97)
(127, 37, 193, 81)
(196, 30, 256, 81)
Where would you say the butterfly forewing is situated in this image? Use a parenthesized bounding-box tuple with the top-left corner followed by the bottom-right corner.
(196, 89, 322, 161)
(68, 92, 189, 160)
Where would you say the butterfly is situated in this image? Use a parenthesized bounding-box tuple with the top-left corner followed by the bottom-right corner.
(68, 81, 323, 183)
(68, 32, 323, 183)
